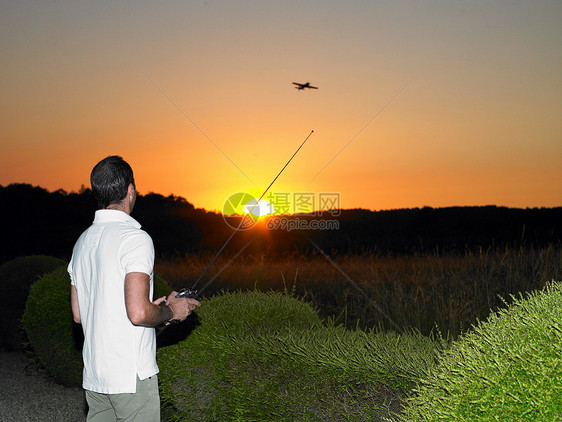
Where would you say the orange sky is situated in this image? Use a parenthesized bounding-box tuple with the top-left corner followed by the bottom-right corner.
(1, 1, 561, 212)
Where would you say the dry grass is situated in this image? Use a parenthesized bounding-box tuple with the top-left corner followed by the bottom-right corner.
(156, 246, 561, 337)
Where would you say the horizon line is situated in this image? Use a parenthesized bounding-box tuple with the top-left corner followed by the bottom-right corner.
(1, 182, 560, 214)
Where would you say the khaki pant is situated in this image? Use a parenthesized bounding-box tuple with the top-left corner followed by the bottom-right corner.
(85, 375, 160, 422)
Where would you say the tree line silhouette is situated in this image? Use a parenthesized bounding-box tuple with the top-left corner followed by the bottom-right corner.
(1, 183, 560, 264)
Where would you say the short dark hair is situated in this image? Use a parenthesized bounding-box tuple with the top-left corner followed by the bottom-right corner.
(90, 156, 135, 209)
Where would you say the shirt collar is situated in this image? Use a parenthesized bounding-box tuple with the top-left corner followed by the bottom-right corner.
(93, 209, 142, 229)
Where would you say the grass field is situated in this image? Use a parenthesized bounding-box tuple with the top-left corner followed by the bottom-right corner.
(156, 245, 561, 338)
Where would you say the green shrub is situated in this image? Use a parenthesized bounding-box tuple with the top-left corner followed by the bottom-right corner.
(401, 281, 562, 421)
(23, 266, 172, 387)
(0, 255, 66, 351)
(193, 288, 323, 334)
(22, 267, 83, 386)
(157, 290, 443, 421)
(158, 290, 324, 420)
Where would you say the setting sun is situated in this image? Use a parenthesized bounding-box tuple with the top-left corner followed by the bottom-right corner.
(243, 198, 275, 218)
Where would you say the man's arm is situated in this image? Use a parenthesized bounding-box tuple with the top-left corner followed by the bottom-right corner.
(70, 285, 81, 324)
(124, 272, 199, 327)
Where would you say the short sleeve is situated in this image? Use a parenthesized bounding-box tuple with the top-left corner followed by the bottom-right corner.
(67, 259, 76, 286)
(120, 230, 155, 276)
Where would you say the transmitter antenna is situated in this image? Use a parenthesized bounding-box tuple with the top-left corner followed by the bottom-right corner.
(192, 129, 314, 293)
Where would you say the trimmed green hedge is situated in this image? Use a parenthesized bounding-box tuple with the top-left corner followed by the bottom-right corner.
(23, 266, 172, 387)
(157, 290, 443, 421)
(401, 281, 562, 421)
(22, 267, 83, 386)
(0, 255, 66, 351)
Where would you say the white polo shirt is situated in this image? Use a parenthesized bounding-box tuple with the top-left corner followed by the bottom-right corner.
(68, 209, 158, 394)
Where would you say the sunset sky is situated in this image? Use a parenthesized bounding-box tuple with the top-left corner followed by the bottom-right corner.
(1, 1, 561, 213)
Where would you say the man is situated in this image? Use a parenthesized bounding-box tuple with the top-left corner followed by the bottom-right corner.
(69, 155, 200, 421)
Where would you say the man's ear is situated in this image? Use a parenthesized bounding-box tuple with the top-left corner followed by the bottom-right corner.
(128, 184, 135, 197)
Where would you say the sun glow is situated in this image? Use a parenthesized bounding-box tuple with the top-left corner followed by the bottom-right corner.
(243, 198, 275, 218)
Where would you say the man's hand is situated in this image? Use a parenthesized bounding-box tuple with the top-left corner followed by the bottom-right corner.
(152, 296, 167, 306)
(166, 291, 201, 322)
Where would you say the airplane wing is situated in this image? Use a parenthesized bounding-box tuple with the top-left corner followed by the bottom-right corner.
(292, 82, 318, 89)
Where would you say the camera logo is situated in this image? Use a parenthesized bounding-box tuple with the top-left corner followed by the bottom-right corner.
(222, 192, 267, 230)
(222, 191, 340, 232)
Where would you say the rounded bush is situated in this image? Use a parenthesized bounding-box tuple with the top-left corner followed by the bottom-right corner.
(401, 281, 562, 421)
(198, 289, 322, 334)
(23, 266, 172, 387)
(0, 255, 66, 351)
(157, 290, 324, 419)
